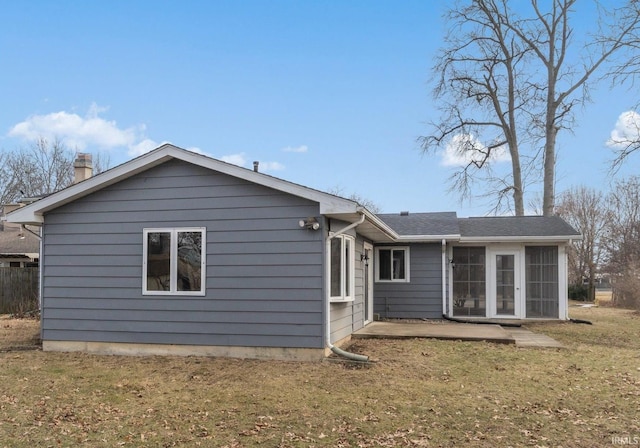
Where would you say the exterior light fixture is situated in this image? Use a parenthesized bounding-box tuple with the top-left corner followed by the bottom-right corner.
(298, 217, 320, 231)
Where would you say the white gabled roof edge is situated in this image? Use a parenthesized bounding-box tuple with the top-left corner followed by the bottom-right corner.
(7, 144, 362, 225)
(358, 207, 400, 239)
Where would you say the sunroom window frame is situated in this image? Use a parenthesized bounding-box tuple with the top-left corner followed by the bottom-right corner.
(142, 227, 206, 296)
(375, 246, 410, 283)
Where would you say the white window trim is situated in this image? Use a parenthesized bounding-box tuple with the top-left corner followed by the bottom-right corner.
(142, 227, 206, 296)
(375, 246, 410, 283)
(328, 234, 355, 302)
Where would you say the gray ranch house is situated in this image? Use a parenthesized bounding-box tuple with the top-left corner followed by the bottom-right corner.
(7, 144, 580, 361)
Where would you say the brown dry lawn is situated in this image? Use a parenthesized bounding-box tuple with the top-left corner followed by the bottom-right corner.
(1, 306, 639, 447)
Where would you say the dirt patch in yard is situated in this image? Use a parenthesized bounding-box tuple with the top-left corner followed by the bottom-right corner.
(0, 315, 40, 351)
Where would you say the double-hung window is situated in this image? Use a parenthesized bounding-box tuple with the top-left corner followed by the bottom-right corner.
(329, 235, 355, 301)
(375, 247, 410, 282)
(143, 227, 206, 295)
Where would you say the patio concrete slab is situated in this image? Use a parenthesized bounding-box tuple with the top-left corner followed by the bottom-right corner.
(352, 322, 515, 345)
(352, 321, 564, 348)
(504, 327, 565, 348)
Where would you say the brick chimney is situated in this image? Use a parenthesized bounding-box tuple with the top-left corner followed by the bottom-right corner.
(73, 153, 93, 184)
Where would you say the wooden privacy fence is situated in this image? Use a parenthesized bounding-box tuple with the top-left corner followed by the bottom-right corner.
(0, 267, 39, 314)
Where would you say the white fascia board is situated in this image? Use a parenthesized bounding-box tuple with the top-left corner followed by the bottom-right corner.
(396, 234, 462, 243)
(5, 209, 43, 225)
(318, 200, 359, 215)
(459, 235, 582, 243)
(359, 209, 399, 240)
(324, 208, 399, 241)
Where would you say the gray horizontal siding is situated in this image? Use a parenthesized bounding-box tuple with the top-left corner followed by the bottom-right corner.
(47, 297, 323, 311)
(42, 159, 324, 349)
(374, 243, 443, 319)
(330, 304, 353, 343)
(45, 217, 303, 234)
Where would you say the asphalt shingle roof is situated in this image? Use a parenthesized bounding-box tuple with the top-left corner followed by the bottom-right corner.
(0, 226, 40, 254)
(375, 212, 580, 239)
(376, 212, 460, 236)
(458, 216, 581, 238)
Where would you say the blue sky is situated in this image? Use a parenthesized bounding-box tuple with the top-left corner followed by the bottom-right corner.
(1, 1, 638, 216)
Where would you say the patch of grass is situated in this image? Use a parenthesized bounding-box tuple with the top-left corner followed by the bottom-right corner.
(1, 308, 639, 447)
(0, 315, 39, 351)
(595, 290, 613, 306)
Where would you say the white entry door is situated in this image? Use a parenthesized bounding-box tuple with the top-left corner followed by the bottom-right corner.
(363, 242, 374, 324)
(489, 250, 522, 318)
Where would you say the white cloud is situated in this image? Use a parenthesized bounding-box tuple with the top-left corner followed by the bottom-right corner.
(183, 146, 207, 156)
(441, 134, 510, 167)
(219, 153, 285, 172)
(8, 102, 142, 152)
(220, 152, 248, 167)
(5, 102, 175, 159)
(607, 110, 640, 148)
(282, 145, 308, 153)
(7, 104, 286, 170)
(128, 138, 164, 157)
(259, 161, 285, 172)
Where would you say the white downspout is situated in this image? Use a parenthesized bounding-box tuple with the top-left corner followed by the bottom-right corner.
(328, 212, 365, 239)
(20, 224, 42, 241)
(325, 212, 368, 362)
(564, 240, 572, 320)
(441, 239, 447, 317)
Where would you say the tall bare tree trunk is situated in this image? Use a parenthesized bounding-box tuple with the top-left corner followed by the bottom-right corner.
(424, 0, 640, 216)
(543, 110, 557, 216)
(510, 141, 525, 216)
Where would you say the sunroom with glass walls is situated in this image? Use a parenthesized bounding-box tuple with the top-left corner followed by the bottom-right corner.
(449, 245, 562, 319)
(451, 247, 486, 317)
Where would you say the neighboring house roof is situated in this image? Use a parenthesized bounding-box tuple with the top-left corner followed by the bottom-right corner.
(377, 212, 460, 238)
(0, 226, 39, 258)
(458, 216, 581, 242)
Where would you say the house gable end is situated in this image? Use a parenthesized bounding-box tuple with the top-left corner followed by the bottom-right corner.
(7, 144, 359, 225)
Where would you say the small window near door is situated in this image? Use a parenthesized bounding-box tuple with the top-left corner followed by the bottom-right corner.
(375, 247, 410, 282)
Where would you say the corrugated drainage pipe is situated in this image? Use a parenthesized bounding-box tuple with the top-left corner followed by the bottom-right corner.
(330, 345, 369, 362)
(443, 314, 522, 328)
(569, 318, 592, 325)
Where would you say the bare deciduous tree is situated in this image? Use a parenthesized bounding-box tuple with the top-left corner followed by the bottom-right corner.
(0, 152, 22, 206)
(326, 185, 381, 214)
(422, 0, 640, 216)
(556, 186, 608, 301)
(602, 176, 640, 310)
(0, 138, 111, 205)
(419, 0, 535, 215)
